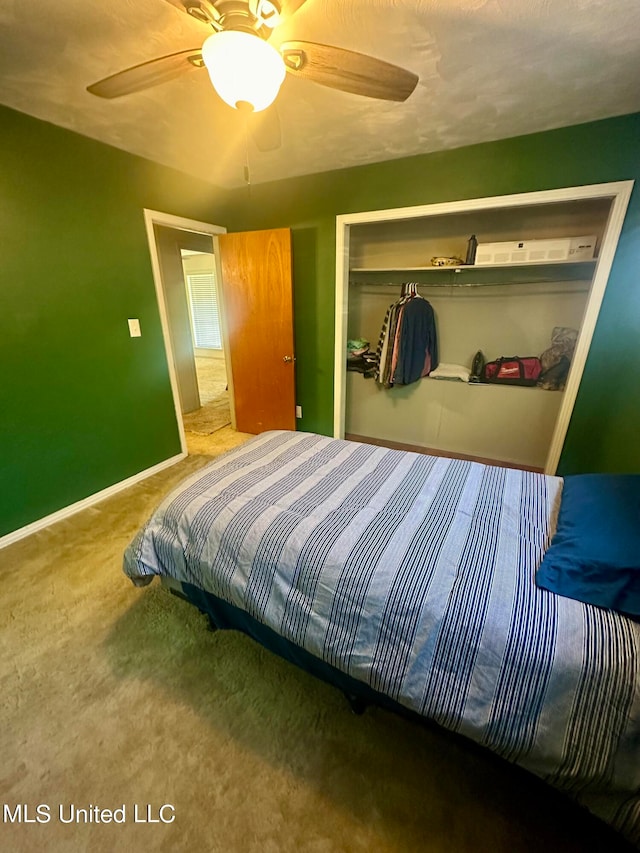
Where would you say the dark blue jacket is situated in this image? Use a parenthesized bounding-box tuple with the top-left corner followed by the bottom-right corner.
(394, 297, 438, 385)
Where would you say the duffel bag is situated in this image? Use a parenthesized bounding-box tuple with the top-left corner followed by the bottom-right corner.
(482, 355, 542, 386)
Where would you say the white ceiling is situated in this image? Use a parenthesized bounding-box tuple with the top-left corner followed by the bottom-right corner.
(1, 0, 639, 189)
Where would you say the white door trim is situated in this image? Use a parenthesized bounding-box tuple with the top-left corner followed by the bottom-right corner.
(143, 209, 228, 454)
(334, 181, 634, 474)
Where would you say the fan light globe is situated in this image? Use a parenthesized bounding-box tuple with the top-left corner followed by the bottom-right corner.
(202, 31, 286, 112)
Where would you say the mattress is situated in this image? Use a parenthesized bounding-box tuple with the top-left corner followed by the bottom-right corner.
(124, 430, 640, 844)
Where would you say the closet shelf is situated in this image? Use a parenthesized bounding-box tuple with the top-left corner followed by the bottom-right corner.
(349, 260, 596, 288)
(349, 260, 597, 273)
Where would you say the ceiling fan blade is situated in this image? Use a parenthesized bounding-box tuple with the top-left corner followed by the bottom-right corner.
(87, 49, 204, 99)
(280, 41, 418, 102)
(250, 104, 282, 152)
(160, 0, 219, 26)
(277, 0, 311, 21)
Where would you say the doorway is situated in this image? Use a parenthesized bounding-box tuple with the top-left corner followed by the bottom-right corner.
(180, 247, 231, 436)
(143, 210, 231, 454)
(146, 211, 298, 445)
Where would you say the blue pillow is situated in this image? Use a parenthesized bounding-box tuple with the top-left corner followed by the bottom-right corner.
(536, 474, 640, 617)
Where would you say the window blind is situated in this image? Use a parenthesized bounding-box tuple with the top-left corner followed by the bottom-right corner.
(186, 272, 222, 350)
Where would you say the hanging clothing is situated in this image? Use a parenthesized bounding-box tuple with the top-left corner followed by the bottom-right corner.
(374, 286, 438, 387)
(394, 295, 438, 385)
(374, 299, 403, 386)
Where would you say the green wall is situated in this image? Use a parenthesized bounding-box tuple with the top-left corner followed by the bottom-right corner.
(221, 112, 640, 475)
(0, 105, 232, 538)
(2, 104, 639, 540)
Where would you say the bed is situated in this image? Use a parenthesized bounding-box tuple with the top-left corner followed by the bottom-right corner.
(123, 429, 640, 845)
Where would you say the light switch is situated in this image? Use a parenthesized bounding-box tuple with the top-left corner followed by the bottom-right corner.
(128, 318, 141, 337)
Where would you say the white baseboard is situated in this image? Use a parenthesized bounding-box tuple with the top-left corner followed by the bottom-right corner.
(0, 452, 187, 551)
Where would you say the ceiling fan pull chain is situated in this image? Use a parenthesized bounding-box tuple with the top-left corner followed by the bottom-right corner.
(242, 112, 252, 188)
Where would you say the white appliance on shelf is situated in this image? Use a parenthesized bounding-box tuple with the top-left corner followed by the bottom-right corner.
(475, 235, 597, 265)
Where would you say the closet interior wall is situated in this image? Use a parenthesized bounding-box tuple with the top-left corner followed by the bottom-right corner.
(344, 198, 613, 471)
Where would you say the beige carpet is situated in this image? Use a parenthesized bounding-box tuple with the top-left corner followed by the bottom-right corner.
(183, 356, 231, 435)
(195, 356, 228, 404)
(183, 396, 231, 435)
(0, 428, 634, 853)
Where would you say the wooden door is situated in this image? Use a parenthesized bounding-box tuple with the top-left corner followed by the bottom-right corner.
(154, 225, 212, 414)
(217, 228, 296, 434)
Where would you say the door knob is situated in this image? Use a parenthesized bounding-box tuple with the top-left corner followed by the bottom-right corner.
(283, 355, 295, 363)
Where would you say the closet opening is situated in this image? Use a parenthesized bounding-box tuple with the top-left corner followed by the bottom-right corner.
(334, 182, 633, 473)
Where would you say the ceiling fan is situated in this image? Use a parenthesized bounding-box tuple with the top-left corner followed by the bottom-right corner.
(87, 0, 419, 150)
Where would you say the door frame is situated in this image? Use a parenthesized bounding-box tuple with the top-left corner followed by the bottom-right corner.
(143, 209, 228, 453)
(334, 180, 634, 474)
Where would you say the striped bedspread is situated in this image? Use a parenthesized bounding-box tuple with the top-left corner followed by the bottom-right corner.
(124, 430, 640, 844)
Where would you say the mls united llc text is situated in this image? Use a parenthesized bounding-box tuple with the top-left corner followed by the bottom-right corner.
(3, 803, 175, 824)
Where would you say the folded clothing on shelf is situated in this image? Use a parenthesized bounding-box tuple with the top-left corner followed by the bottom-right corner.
(347, 338, 370, 358)
(428, 363, 471, 382)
